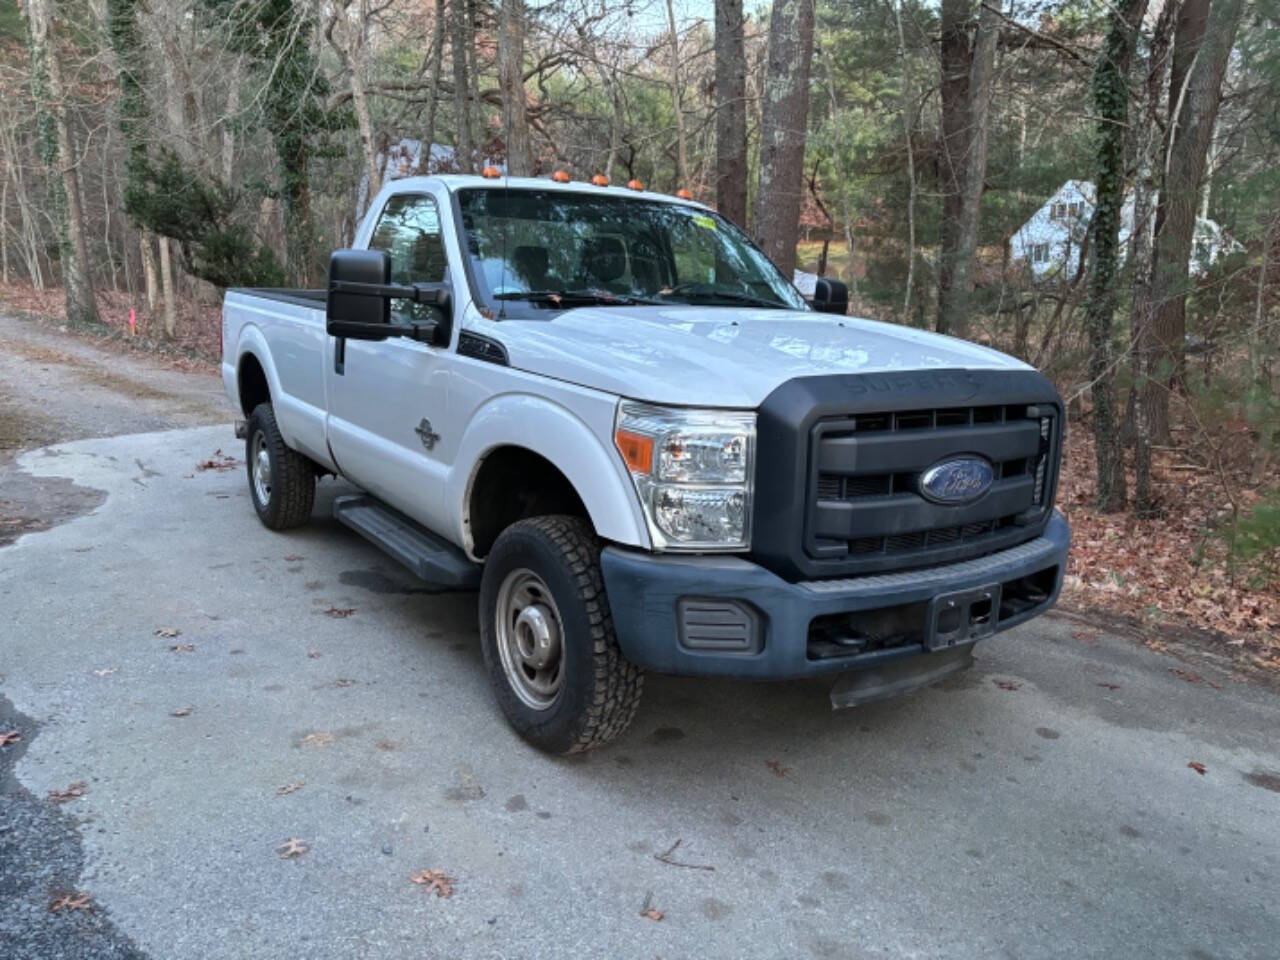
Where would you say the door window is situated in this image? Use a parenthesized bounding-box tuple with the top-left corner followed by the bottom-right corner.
(368, 194, 447, 324)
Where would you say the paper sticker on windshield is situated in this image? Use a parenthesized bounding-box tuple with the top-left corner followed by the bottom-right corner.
(691, 214, 717, 231)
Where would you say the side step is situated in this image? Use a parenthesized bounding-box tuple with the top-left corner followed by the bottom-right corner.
(332, 494, 480, 588)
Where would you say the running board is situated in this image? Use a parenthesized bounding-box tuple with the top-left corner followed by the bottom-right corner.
(332, 494, 480, 587)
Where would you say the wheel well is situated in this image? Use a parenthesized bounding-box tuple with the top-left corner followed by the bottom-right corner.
(238, 353, 270, 417)
(468, 447, 590, 558)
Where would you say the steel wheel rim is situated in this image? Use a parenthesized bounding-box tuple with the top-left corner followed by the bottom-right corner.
(251, 431, 272, 506)
(495, 568, 565, 710)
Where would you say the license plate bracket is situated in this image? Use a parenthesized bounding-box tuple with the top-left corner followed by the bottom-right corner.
(925, 583, 1002, 651)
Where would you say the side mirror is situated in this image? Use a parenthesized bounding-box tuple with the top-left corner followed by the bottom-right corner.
(327, 249, 391, 339)
(812, 277, 849, 315)
(326, 249, 452, 346)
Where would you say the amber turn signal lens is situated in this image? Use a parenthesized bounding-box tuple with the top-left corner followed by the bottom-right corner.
(675, 188, 693, 200)
(626, 179, 644, 191)
(615, 429, 654, 474)
(482, 166, 502, 179)
(551, 170, 570, 182)
(591, 173, 609, 186)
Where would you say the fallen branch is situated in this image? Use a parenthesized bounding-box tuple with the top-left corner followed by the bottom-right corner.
(653, 838, 715, 872)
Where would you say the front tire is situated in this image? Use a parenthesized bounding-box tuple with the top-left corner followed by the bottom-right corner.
(246, 403, 315, 530)
(479, 516, 643, 754)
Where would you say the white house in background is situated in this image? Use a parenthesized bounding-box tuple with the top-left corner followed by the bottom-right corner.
(1010, 179, 1241, 279)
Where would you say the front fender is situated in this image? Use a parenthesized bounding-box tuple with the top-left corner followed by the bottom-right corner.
(448, 393, 651, 555)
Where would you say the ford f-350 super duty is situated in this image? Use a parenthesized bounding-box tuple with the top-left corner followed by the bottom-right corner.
(221, 173, 1069, 753)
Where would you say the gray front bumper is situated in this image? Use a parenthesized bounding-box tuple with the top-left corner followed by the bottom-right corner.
(600, 511, 1069, 680)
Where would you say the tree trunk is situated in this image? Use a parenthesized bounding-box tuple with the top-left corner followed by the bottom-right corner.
(1085, 0, 1149, 511)
(349, 48, 381, 201)
(819, 42, 857, 294)
(937, 0, 997, 337)
(714, 0, 748, 228)
(158, 234, 177, 338)
(451, 0, 474, 172)
(1128, 0, 1176, 516)
(935, 0, 973, 332)
(499, 0, 532, 175)
(140, 230, 159, 312)
(892, 0, 916, 318)
(753, 0, 815, 278)
(26, 0, 101, 326)
(666, 0, 689, 188)
(424, 0, 446, 161)
(1145, 0, 1243, 443)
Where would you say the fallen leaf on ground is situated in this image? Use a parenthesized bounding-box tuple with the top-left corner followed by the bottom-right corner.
(300, 732, 334, 748)
(1071, 630, 1100, 644)
(196, 450, 239, 472)
(324, 607, 356, 618)
(1096, 682, 1122, 690)
(764, 759, 790, 779)
(0, 729, 21, 747)
(49, 892, 93, 913)
(306, 650, 322, 659)
(1169, 668, 1221, 690)
(993, 679, 1022, 691)
(334, 677, 357, 688)
(277, 837, 309, 859)
(375, 739, 398, 751)
(47, 782, 88, 804)
(277, 781, 304, 796)
(168, 643, 196, 653)
(170, 706, 193, 717)
(92, 668, 117, 677)
(284, 555, 304, 562)
(154, 627, 181, 638)
(410, 869, 455, 897)
(641, 907, 664, 921)
(1188, 761, 1207, 775)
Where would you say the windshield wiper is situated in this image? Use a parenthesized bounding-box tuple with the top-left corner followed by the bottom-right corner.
(657, 284, 788, 309)
(493, 288, 663, 307)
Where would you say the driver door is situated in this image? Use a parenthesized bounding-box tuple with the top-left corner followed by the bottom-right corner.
(325, 192, 455, 532)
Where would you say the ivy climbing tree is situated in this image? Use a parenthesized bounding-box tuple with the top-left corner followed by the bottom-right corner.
(208, 0, 352, 286)
(1084, 0, 1149, 511)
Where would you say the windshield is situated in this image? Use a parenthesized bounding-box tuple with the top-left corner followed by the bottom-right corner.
(455, 188, 808, 318)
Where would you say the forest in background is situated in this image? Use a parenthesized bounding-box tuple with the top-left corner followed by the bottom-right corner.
(0, 0, 1278, 651)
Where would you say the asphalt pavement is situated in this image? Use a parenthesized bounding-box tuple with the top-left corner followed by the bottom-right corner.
(0, 311, 1277, 959)
(1, 424, 1277, 960)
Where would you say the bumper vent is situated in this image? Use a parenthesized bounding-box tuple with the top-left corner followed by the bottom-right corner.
(676, 599, 761, 654)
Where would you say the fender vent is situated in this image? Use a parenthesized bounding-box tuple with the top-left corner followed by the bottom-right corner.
(458, 332, 508, 365)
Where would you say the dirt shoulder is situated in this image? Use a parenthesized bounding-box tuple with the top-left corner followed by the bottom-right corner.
(0, 308, 229, 545)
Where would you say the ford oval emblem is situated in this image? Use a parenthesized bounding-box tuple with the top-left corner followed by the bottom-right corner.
(919, 457, 994, 504)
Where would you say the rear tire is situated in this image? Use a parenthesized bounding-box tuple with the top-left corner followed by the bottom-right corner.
(246, 403, 315, 530)
(479, 515, 643, 754)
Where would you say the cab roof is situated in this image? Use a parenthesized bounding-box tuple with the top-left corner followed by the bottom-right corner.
(386, 174, 711, 209)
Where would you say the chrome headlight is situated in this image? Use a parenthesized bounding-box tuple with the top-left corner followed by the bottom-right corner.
(614, 401, 755, 551)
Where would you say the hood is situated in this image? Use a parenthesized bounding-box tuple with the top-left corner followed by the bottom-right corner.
(488, 306, 1030, 408)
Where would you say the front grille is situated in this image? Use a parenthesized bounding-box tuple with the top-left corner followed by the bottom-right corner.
(804, 403, 1059, 574)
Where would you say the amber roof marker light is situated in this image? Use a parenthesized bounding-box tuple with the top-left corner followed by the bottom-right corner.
(591, 173, 610, 186)
(675, 188, 693, 200)
(551, 170, 570, 183)
(626, 179, 645, 191)
(482, 165, 502, 179)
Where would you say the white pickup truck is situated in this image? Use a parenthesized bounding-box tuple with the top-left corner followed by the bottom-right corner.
(221, 173, 1069, 753)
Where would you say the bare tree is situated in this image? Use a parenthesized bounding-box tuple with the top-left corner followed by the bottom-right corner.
(665, 0, 689, 188)
(327, 0, 383, 201)
(714, 0, 747, 227)
(753, 0, 814, 278)
(451, 0, 474, 172)
(499, 0, 532, 175)
(25, 0, 100, 326)
(936, 0, 998, 337)
(1145, 0, 1244, 442)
